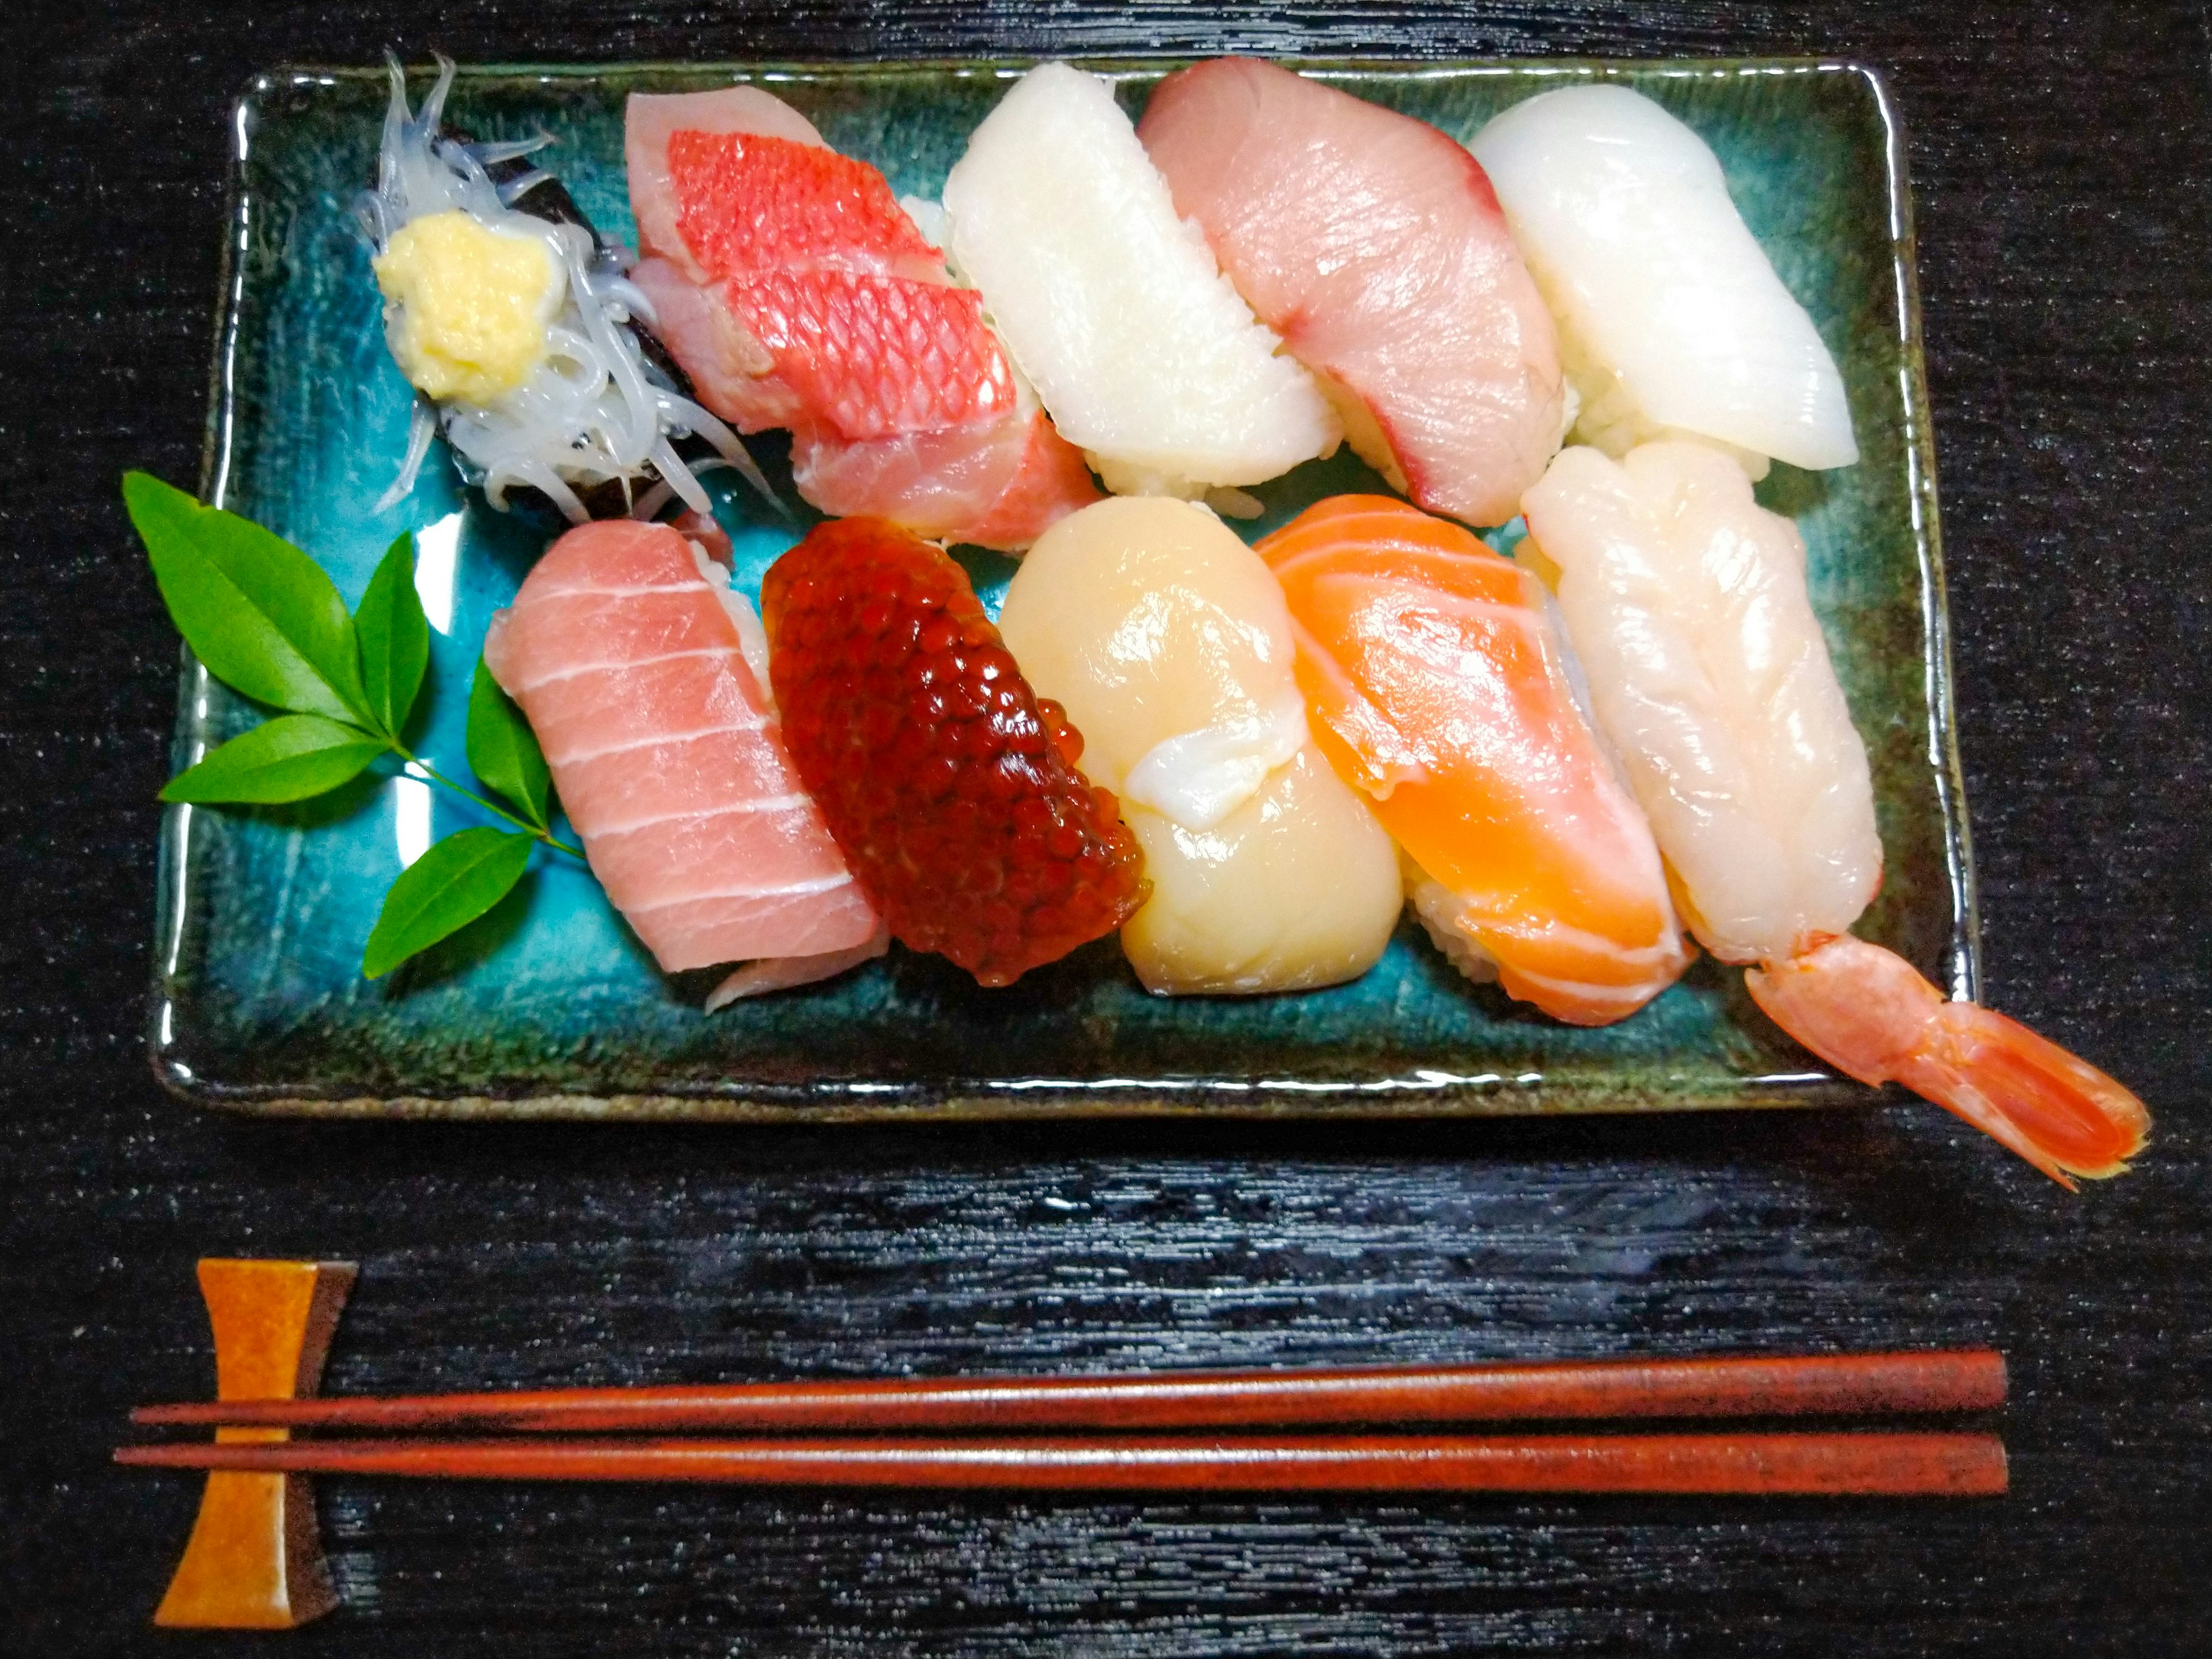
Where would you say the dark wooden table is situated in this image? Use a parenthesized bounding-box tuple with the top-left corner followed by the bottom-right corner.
(6, 3, 2208, 1653)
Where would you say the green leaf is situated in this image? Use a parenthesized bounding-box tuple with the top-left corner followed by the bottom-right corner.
(363, 826, 535, 979)
(355, 532, 429, 740)
(160, 714, 387, 804)
(124, 471, 371, 726)
(466, 657, 551, 830)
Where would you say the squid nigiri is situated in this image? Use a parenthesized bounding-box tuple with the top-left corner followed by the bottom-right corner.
(997, 497, 1402, 994)
(624, 86, 1099, 550)
(940, 62, 1342, 501)
(1470, 84, 1858, 476)
(482, 520, 884, 1007)
(1138, 56, 1565, 527)
(1255, 495, 1690, 1025)
(1522, 441, 2149, 1184)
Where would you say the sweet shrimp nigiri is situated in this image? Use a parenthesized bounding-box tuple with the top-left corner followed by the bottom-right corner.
(1521, 441, 2149, 1186)
(998, 497, 1403, 995)
(1256, 495, 1690, 1025)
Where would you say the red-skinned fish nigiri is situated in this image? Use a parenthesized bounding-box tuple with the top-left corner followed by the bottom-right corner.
(626, 89, 1100, 550)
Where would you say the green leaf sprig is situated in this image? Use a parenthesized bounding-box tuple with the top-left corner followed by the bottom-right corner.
(127, 471, 585, 979)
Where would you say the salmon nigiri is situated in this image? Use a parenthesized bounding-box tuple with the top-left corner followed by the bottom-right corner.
(1522, 441, 2149, 1184)
(483, 519, 883, 1005)
(1139, 57, 1564, 527)
(626, 89, 1099, 550)
(1256, 495, 1688, 1024)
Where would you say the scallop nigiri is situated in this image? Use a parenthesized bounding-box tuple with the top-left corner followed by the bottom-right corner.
(1256, 495, 1689, 1025)
(1470, 84, 1857, 475)
(940, 62, 1342, 501)
(1139, 57, 1564, 527)
(625, 87, 1099, 550)
(998, 497, 1402, 994)
(483, 518, 883, 1005)
(1522, 442, 2148, 1184)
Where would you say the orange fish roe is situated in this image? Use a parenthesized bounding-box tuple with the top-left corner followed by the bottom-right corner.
(763, 518, 1148, 986)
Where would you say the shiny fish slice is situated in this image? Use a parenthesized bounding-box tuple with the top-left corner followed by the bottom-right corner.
(1257, 495, 1688, 1025)
(1138, 56, 1564, 527)
(483, 520, 882, 998)
(998, 497, 1401, 995)
(941, 62, 1342, 500)
(1471, 84, 1857, 475)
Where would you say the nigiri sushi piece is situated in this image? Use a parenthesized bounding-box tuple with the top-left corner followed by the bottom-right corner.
(1470, 84, 1858, 476)
(482, 519, 883, 1002)
(1524, 443, 1881, 965)
(940, 62, 1342, 501)
(763, 518, 1148, 986)
(1522, 442, 2147, 1184)
(998, 497, 1402, 995)
(1138, 57, 1565, 528)
(625, 88, 1099, 550)
(358, 57, 767, 524)
(1256, 495, 1689, 1025)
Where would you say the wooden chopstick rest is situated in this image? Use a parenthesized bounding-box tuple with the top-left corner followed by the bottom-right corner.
(146, 1258, 355, 1631)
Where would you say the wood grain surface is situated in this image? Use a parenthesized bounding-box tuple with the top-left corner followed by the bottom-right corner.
(3, 1, 2209, 1653)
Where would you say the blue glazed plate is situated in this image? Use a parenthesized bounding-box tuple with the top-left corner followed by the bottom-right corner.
(150, 58, 1974, 1120)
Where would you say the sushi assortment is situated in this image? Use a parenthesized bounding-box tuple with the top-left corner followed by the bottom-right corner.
(344, 57, 2146, 1183)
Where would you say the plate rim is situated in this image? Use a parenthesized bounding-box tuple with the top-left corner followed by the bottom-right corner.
(148, 53, 1979, 1120)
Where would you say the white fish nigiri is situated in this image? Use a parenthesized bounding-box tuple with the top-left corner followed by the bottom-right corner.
(997, 497, 1402, 994)
(941, 62, 1342, 500)
(1521, 442, 1880, 963)
(1471, 85, 1858, 475)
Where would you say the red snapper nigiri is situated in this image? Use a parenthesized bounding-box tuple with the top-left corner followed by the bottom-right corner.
(625, 89, 1099, 551)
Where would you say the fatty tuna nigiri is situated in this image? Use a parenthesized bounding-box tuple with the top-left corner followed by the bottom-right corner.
(626, 89, 1099, 550)
(941, 63, 1342, 501)
(1257, 495, 1689, 1025)
(1471, 85, 1857, 475)
(1139, 57, 1565, 527)
(1522, 442, 2148, 1184)
(998, 497, 1402, 995)
(483, 519, 882, 1001)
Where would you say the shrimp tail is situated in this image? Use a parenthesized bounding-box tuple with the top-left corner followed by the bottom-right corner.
(1745, 935, 2150, 1191)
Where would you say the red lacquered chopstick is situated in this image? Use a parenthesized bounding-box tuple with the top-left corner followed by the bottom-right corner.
(130, 1349, 2004, 1434)
(113, 1430, 2008, 1496)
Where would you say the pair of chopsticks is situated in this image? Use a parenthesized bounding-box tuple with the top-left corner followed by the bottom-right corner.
(118, 1350, 2009, 1496)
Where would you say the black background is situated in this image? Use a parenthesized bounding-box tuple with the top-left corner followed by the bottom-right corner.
(6, 3, 2209, 1654)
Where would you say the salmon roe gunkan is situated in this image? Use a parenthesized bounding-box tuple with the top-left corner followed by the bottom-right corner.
(763, 517, 1148, 986)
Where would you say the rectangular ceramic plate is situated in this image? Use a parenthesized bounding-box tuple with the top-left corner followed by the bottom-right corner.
(150, 56, 1974, 1120)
